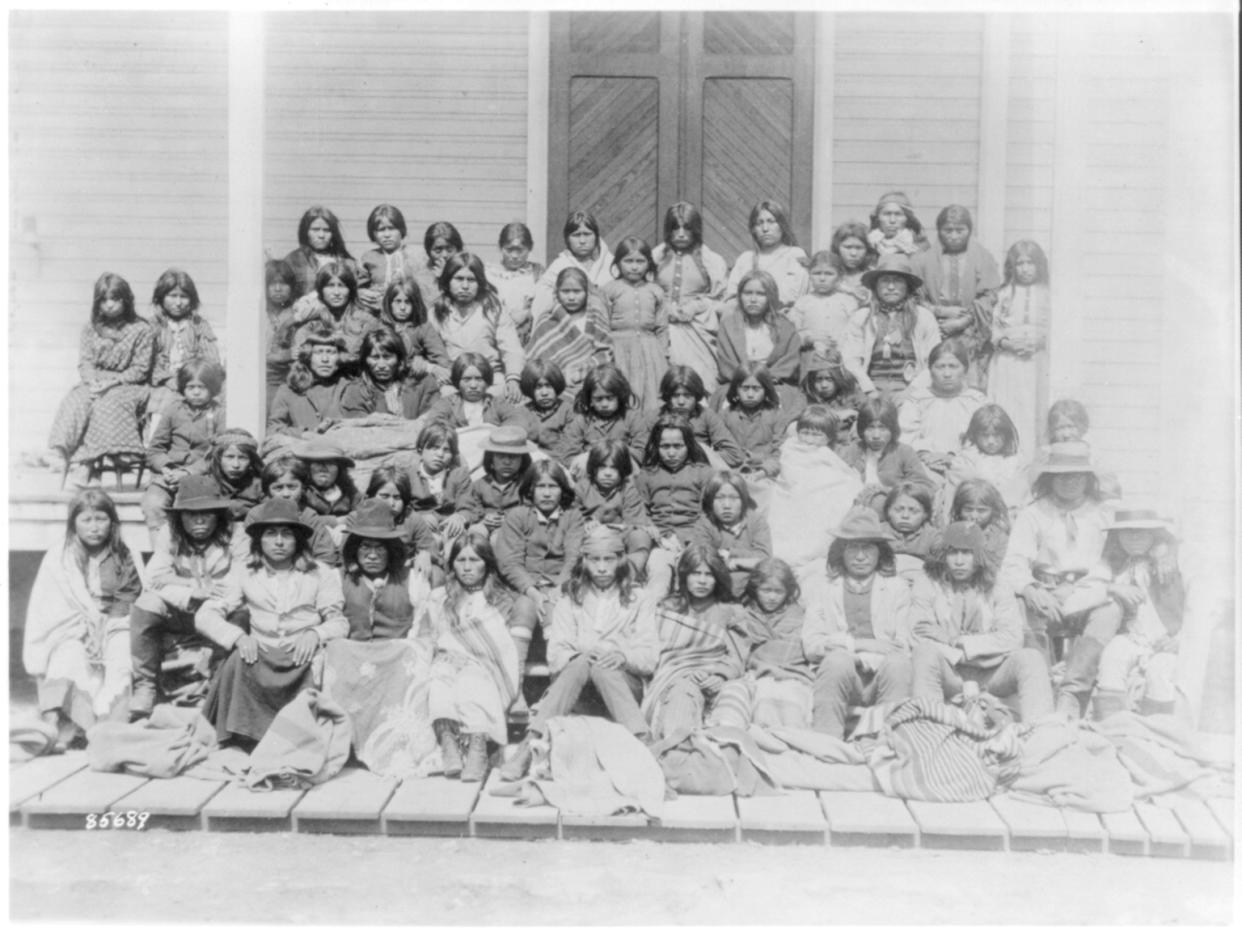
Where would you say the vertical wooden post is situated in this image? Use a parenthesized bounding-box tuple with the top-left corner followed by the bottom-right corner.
(976, 14, 1010, 247)
(811, 13, 835, 250)
(1047, 22, 1087, 401)
(526, 13, 550, 266)
(225, 11, 265, 438)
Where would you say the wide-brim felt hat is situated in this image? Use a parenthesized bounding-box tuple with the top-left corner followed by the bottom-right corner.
(342, 499, 406, 541)
(1034, 441, 1097, 479)
(169, 475, 235, 512)
(831, 507, 896, 543)
(291, 437, 355, 467)
(482, 424, 537, 455)
(244, 497, 314, 536)
(860, 253, 924, 293)
(1105, 505, 1170, 532)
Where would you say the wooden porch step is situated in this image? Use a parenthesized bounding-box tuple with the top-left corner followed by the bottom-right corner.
(291, 768, 398, 835)
(905, 799, 1009, 851)
(111, 776, 227, 832)
(819, 791, 918, 848)
(382, 776, 481, 837)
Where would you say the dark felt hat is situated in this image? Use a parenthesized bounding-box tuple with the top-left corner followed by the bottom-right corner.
(342, 499, 406, 541)
(860, 252, 924, 293)
(169, 476, 234, 512)
(243, 497, 314, 536)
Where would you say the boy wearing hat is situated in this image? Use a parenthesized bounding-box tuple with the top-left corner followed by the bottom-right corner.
(128, 476, 244, 718)
(841, 254, 942, 397)
(459, 424, 537, 535)
(1001, 441, 1117, 717)
(911, 521, 1053, 720)
(801, 507, 914, 738)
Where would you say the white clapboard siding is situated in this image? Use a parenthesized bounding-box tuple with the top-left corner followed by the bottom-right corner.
(9, 11, 229, 459)
(262, 11, 530, 267)
(831, 12, 984, 230)
(1004, 15, 1056, 249)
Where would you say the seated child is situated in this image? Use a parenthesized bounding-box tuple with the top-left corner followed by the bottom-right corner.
(575, 439, 655, 577)
(691, 470, 772, 599)
(23, 489, 140, 751)
(882, 481, 939, 587)
(512, 359, 575, 456)
(267, 324, 351, 439)
(293, 438, 363, 529)
(949, 478, 1011, 569)
(942, 403, 1029, 522)
(459, 424, 535, 538)
(718, 362, 785, 481)
(556, 364, 648, 468)
(253, 456, 341, 567)
(405, 421, 474, 541)
(649, 364, 743, 468)
(362, 465, 440, 578)
(839, 395, 935, 516)
(190, 428, 265, 523)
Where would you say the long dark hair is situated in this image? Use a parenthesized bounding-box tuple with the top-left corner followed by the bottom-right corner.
(297, 206, 352, 259)
(923, 533, 997, 592)
(64, 487, 130, 571)
(661, 542, 733, 613)
(642, 412, 708, 469)
(168, 507, 232, 555)
(342, 534, 407, 583)
(443, 532, 507, 627)
(246, 523, 315, 572)
(564, 543, 637, 606)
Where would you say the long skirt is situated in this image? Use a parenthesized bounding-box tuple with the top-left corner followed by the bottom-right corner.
(203, 650, 312, 745)
(612, 331, 667, 411)
(48, 382, 149, 462)
(988, 349, 1047, 456)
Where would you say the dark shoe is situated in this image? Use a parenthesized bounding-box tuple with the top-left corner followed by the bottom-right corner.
(461, 733, 489, 783)
(129, 682, 156, 721)
(434, 718, 462, 777)
(499, 737, 533, 782)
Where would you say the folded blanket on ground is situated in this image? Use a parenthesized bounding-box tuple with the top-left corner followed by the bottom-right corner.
(245, 688, 351, 790)
(1089, 711, 1233, 803)
(653, 724, 780, 797)
(510, 716, 666, 820)
(869, 697, 1022, 802)
(86, 704, 217, 778)
(746, 724, 874, 791)
(1006, 719, 1136, 813)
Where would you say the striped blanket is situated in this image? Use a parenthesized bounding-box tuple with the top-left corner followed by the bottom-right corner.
(642, 604, 748, 726)
(523, 299, 613, 392)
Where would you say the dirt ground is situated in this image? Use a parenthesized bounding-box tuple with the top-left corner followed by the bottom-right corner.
(7, 829, 1234, 925)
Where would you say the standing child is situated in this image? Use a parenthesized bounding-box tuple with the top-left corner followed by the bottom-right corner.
(266, 259, 300, 411)
(692, 470, 772, 599)
(199, 498, 349, 748)
(576, 439, 655, 577)
(557, 363, 648, 467)
(652, 202, 729, 390)
(267, 325, 350, 439)
(867, 191, 929, 258)
(724, 199, 809, 309)
(898, 338, 987, 475)
(643, 544, 750, 741)
(294, 438, 363, 528)
(839, 395, 935, 515)
(717, 270, 802, 407)
(911, 205, 1001, 390)
(129, 477, 243, 718)
(283, 206, 357, 299)
(147, 268, 221, 420)
(46, 273, 156, 471)
(512, 360, 576, 456)
(600, 236, 669, 409)
(141, 359, 227, 532)
(495, 460, 586, 680)
(990, 240, 1051, 448)
(501, 526, 657, 779)
(830, 221, 877, 305)
(356, 204, 422, 311)
(414, 221, 464, 313)
(486, 222, 543, 345)
(720, 363, 785, 481)
(882, 481, 939, 587)
(653, 365, 744, 469)
(406, 421, 474, 541)
(943, 403, 1029, 522)
(1087, 507, 1186, 720)
(431, 253, 525, 402)
(379, 280, 451, 386)
(950, 478, 1012, 569)
(24, 489, 140, 750)
(523, 267, 613, 397)
(788, 251, 861, 364)
(530, 210, 615, 323)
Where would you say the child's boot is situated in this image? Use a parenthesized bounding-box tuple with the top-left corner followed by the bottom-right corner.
(499, 735, 534, 782)
(434, 718, 463, 777)
(461, 733, 489, 783)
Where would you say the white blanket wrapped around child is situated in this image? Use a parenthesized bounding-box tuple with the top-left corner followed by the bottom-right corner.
(768, 438, 863, 586)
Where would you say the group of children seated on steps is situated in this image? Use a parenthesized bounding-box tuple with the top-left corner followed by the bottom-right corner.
(22, 191, 1191, 786)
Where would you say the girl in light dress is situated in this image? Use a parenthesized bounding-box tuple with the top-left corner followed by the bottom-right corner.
(530, 210, 615, 324)
(600, 236, 669, 410)
(486, 222, 543, 345)
(989, 240, 1051, 448)
(724, 199, 809, 310)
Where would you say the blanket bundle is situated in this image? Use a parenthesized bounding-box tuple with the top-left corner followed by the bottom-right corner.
(245, 688, 352, 790)
(86, 704, 218, 779)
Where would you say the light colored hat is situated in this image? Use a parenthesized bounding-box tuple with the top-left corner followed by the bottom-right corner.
(831, 507, 896, 543)
(244, 497, 314, 536)
(481, 424, 536, 456)
(169, 476, 234, 512)
(860, 252, 924, 293)
(291, 437, 355, 467)
(342, 499, 406, 541)
(1105, 505, 1170, 532)
(1035, 441, 1097, 479)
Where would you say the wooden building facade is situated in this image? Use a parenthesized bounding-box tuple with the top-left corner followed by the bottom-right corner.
(8, 10, 1237, 568)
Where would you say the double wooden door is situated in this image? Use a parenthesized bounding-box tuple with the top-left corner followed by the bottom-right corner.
(547, 11, 815, 267)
